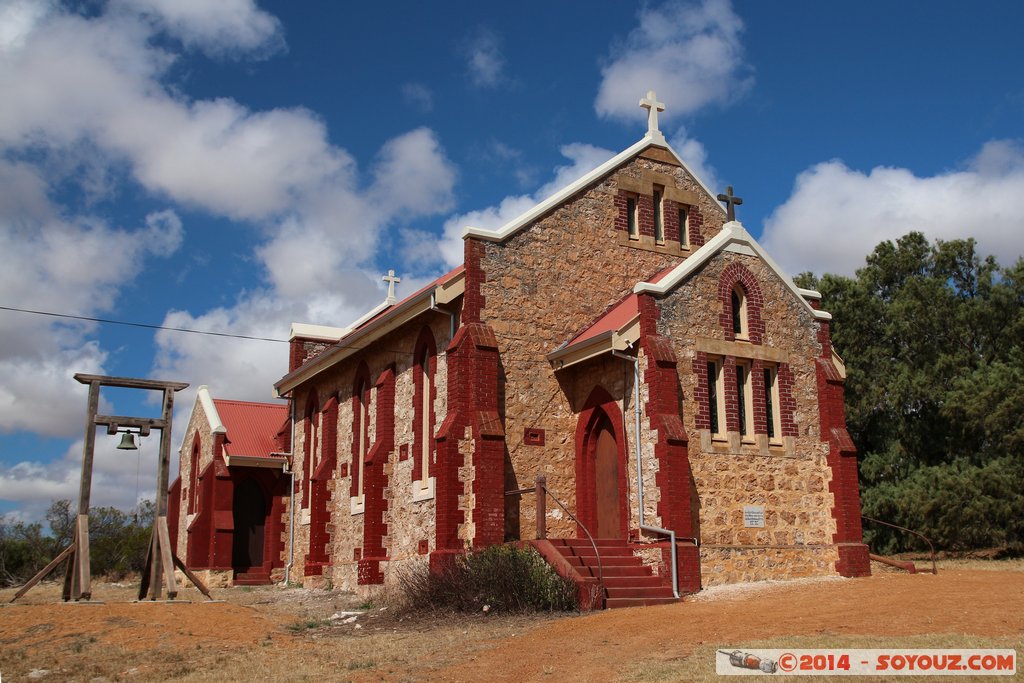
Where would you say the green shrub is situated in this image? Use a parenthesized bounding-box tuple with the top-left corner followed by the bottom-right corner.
(396, 544, 577, 613)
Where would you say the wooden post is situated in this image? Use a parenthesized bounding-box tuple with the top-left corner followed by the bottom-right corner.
(73, 380, 100, 601)
(535, 475, 546, 540)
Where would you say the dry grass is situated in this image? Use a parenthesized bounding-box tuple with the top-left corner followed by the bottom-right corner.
(1, 560, 1021, 682)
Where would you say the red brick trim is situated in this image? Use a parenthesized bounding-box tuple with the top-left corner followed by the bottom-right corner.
(412, 326, 437, 484)
(688, 206, 706, 247)
(815, 322, 870, 578)
(306, 395, 337, 572)
(359, 365, 395, 585)
(300, 391, 318, 509)
(574, 385, 630, 539)
(636, 294, 699, 592)
(431, 320, 505, 566)
(463, 238, 486, 324)
(778, 363, 798, 437)
(717, 262, 765, 344)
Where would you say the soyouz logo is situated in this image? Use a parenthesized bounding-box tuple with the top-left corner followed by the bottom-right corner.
(716, 649, 1017, 676)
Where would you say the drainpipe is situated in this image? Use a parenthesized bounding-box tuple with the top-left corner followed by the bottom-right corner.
(611, 349, 680, 599)
(282, 394, 297, 586)
(430, 292, 456, 340)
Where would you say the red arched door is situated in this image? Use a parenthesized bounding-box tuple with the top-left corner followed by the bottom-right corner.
(594, 416, 621, 538)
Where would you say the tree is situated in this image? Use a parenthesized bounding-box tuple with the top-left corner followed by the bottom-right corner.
(800, 233, 1024, 553)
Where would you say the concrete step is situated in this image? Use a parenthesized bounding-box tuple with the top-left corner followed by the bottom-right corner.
(605, 596, 679, 609)
(604, 585, 675, 600)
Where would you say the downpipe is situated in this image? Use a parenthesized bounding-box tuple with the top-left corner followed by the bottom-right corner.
(612, 349, 680, 599)
(282, 395, 297, 585)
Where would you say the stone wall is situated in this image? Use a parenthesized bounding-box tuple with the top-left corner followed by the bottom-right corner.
(175, 401, 213, 562)
(479, 152, 726, 540)
(657, 250, 841, 584)
(288, 314, 451, 594)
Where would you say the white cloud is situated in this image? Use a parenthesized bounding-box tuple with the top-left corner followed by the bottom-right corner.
(0, 0, 459, 520)
(0, 0, 54, 53)
(595, 0, 752, 123)
(0, 433, 163, 519)
(113, 0, 283, 57)
(370, 127, 457, 220)
(464, 27, 505, 88)
(0, 155, 184, 437)
(761, 140, 1024, 276)
(438, 143, 615, 267)
(401, 82, 434, 113)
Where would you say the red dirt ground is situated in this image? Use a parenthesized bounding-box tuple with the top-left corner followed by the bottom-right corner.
(1, 566, 1021, 681)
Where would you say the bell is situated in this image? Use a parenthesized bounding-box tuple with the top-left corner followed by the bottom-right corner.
(116, 432, 138, 451)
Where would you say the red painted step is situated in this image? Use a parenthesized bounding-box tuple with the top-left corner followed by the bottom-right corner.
(546, 538, 680, 609)
(233, 571, 272, 586)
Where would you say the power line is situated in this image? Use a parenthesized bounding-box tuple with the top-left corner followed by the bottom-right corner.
(0, 305, 290, 343)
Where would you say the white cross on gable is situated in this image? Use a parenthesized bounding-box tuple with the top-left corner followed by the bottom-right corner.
(639, 90, 666, 142)
(383, 269, 401, 304)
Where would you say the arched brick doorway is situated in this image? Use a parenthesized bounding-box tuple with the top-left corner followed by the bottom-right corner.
(575, 386, 629, 540)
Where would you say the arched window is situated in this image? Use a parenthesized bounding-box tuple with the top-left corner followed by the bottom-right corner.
(731, 284, 748, 339)
(301, 393, 319, 509)
(187, 434, 201, 513)
(412, 327, 436, 500)
(351, 363, 371, 513)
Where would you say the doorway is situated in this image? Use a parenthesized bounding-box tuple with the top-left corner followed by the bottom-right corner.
(232, 478, 266, 572)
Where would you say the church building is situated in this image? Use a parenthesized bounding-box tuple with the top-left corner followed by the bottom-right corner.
(172, 91, 870, 605)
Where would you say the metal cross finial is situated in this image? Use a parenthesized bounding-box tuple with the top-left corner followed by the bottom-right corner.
(717, 185, 744, 222)
(639, 90, 665, 138)
(383, 269, 401, 304)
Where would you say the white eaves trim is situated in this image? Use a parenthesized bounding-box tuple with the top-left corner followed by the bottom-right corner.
(224, 454, 286, 469)
(197, 385, 227, 435)
(634, 222, 833, 322)
(462, 133, 725, 243)
(547, 315, 641, 370)
(274, 273, 466, 397)
(289, 322, 350, 342)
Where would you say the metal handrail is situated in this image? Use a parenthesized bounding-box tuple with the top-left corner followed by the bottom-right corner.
(861, 515, 937, 575)
(541, 485, 605, 589)
(505, 475, 604, 590)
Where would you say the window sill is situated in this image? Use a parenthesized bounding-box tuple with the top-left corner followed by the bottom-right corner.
(411, 477, 435, 502)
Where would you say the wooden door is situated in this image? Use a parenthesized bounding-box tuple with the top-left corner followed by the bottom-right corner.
(232, 478, 265, 570)
(594, 419, 621, 538)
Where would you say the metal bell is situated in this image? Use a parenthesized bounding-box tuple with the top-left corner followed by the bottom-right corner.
(116, 431, 138, 450)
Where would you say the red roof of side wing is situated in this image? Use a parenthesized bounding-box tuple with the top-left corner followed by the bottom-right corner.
(212, 399, 289, 458)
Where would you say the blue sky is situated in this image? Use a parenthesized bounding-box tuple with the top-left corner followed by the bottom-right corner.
(2, 0, 1023, 522)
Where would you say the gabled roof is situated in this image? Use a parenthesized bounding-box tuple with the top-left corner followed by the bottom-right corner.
(275, 266, 465, 397)
(548, 223, 830, 369)
(213, 398, 288, 459)
(463, 132, 725, 244)
(633, 221, 831, 324)
(189, 385, 288, 468)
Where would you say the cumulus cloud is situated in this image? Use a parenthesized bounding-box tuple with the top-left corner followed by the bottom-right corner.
(0, 2, 458, 517)
(595, 0, 752, 123)
(761, 140, 1024, 276)
(464, 27, 505, 88)
(113, 0, 284, 57)
(438, 143, 615, 266)
(0, 433, 163, 519)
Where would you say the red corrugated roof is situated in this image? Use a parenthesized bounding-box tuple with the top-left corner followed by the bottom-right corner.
(212, 399, 288, 458)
